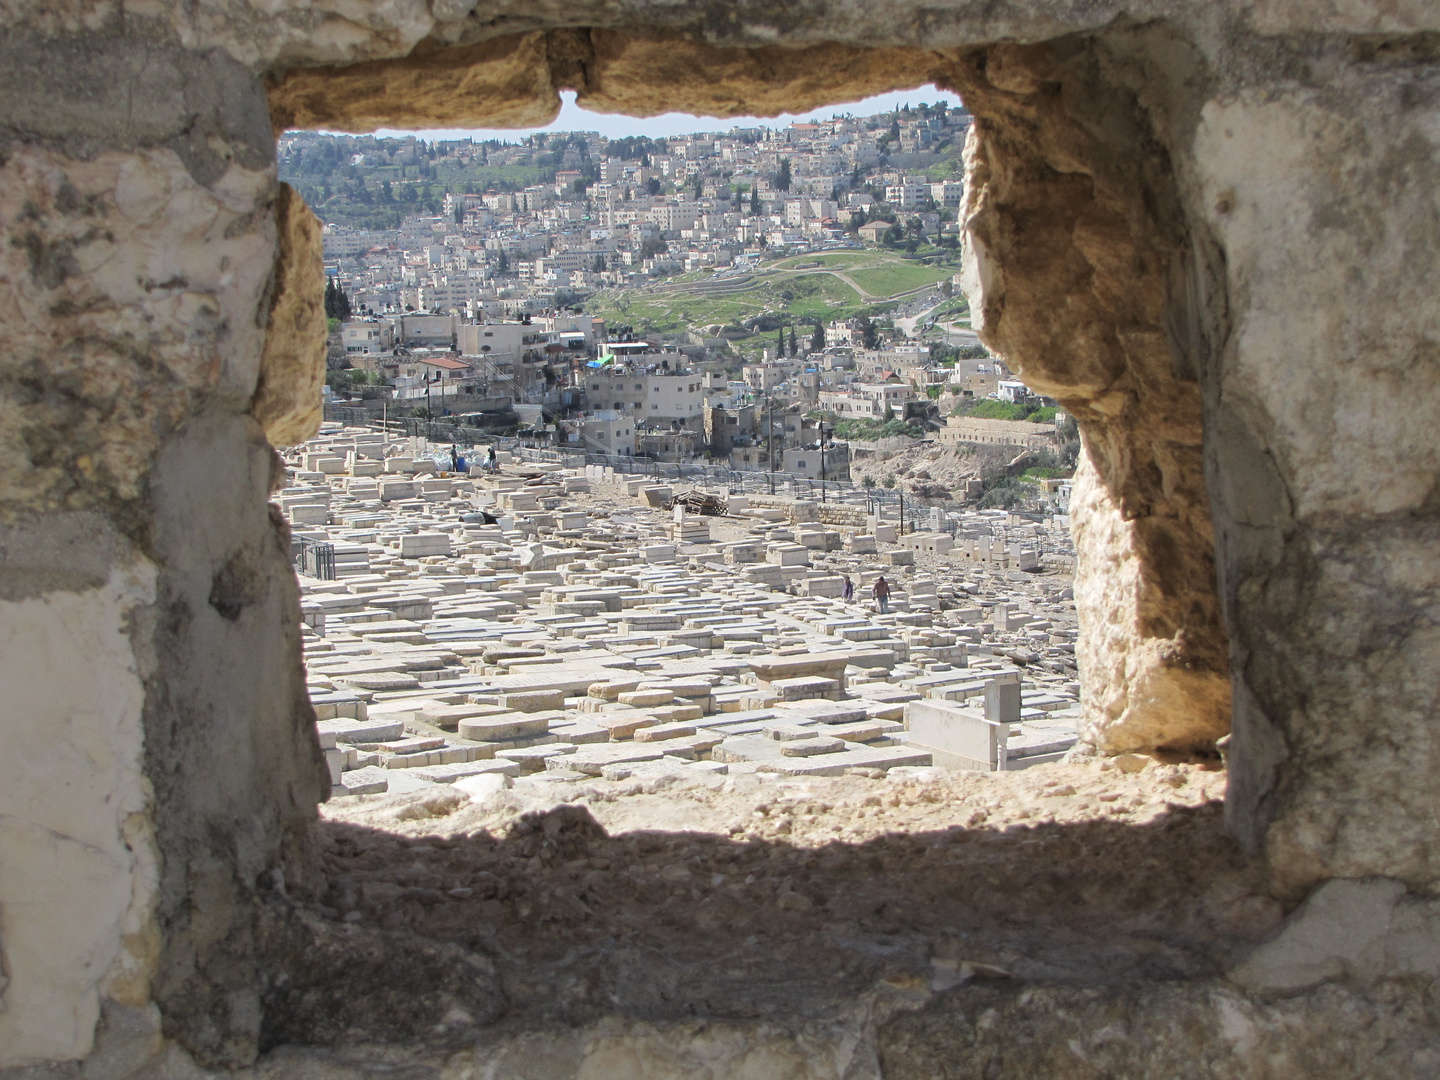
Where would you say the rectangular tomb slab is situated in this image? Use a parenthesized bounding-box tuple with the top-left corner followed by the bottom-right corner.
(560, 745, 669, 776)
(408, 760, 520, 784)
(768, 675, 842, 701)
(749, 652, 852, 693)
(317, 718, 405, 744)
(780, 736, 846, 757)
(332, 766, 390, 797)
(498, 689, 566, 712)
(903, 698, 1006, 771)
(458, 714, 552, 742)
(633, 722, 698, 742)
(596, 714, 658, 740)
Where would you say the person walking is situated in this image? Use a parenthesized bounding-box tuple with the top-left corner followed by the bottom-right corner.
(872, 574, 891, 615)
(841, 574, 854, 602)
(487, 445, 498, 472)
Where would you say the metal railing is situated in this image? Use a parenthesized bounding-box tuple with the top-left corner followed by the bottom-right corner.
(294, 535, 336, 580)
(320, 405, 978, 531)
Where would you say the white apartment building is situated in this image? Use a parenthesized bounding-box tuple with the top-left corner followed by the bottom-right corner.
(646, 201, 701, 232)
(884, 178, 929, 209)
(566, 411, 636, 456)
(586, 366, 705, 420)
(342, 320, 396, 355)
(417, 280, 478, 313)
(389, 313, 455, 348)
(322, 226, 386, 258)
(818, 382, 917, 418)
(455, 321, 551, 359)
(930, 181, 965, 207)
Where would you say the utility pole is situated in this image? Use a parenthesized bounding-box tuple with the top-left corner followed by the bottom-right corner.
(767, 392, 775, 495)
(818, 423, 827, 502)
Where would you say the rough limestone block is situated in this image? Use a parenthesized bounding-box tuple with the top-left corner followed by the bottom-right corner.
(252, 184, 326, 448)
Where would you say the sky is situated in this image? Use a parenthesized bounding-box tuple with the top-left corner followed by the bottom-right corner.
(376, 85, 964, 143)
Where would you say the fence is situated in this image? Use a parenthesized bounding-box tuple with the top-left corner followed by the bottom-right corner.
(294, 535, 336, 580)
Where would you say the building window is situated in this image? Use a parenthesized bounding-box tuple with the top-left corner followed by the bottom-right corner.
(797, 460, 807, 468)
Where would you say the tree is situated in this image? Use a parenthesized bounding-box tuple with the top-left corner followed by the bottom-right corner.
(859, 315, 879, 349)
(453, 202, 465, 225)
(323, 277, 352, 320)
(776, 328, 786, 358)
(775, 158, 792, 193)
(691, 173, 704, 199)
(788, 328, 798, 356)
(592, 254, 607, 272)
(750, 186, 761, 216)
(810, 322, 825, 353)
(645, 177, 662, 196)
(496, 250, 509, 275)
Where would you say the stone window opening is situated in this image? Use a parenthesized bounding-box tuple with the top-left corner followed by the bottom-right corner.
(257, 35, 1264, 1069)
(4, 12, 1437, 1080)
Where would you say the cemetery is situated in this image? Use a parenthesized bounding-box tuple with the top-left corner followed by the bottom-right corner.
(5, 1, 1439, 1074)
(282, 426, 1086, 803)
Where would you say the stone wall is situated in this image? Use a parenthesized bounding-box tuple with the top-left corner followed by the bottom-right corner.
(0, 40, 328, 1069)
(937, 416, 1055, 448)
(0, 0, 1438, 1074)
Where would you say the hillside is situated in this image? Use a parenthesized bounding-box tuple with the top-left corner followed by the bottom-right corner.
(585, 248, 960, 354)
